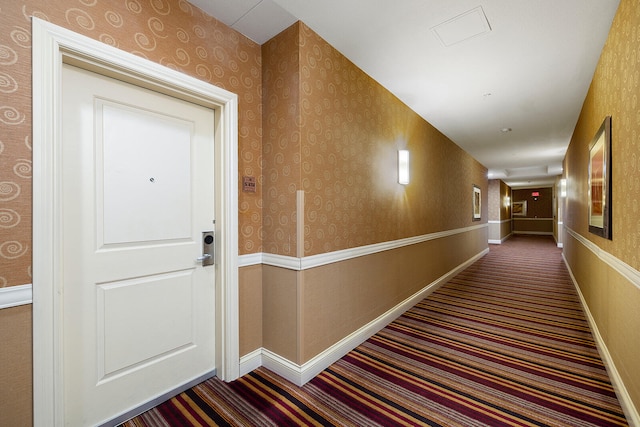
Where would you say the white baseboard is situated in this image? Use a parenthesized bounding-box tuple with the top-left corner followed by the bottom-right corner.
(489, 233, 512, 245)
(239, 348, 263, 377)
(242, 248, 489, 386)
(261, 349, 305, 385)
(562, 254, 640, 427)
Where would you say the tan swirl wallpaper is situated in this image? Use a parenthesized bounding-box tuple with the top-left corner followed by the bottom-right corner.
(488, 179, 512, 221)
(263, 22, 487, 257)
(262, 23, 301, 256)
(0, 0, 263, 288)
(1, 2, 489, 279)
(564, 0, 640, 270)
(488, 180, 502, 221)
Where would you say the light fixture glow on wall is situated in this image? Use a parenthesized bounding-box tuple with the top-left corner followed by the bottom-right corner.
(560, 178, 567, 197)
(398, 150, 410, 185)
(505, 196, 511, 207)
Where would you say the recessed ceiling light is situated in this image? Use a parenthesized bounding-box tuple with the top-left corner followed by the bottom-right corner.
(501, 127, 512, 132)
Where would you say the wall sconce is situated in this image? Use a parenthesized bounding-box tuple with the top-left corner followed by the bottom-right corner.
(560, 179, 567, 197)
(505, 196, 511, 207)
(398, 150, 410, 185)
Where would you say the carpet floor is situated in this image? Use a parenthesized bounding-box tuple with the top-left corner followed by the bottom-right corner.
(121, 235, 627, 426)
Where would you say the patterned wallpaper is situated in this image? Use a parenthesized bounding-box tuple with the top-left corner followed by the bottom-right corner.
(500, 180, 511, 220)
(299, 23, 487, 256)
(262, 24, 301, 256)
(488, 179, 512, 221)
(0, 0, 263, 288)
(564, 0, 640, 270)
(263, 22, 488, 257)
(488, 180, 501, 221)
(1, 2, 490, 283)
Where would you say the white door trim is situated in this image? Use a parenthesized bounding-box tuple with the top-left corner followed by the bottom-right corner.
(32, 17, 239, 426)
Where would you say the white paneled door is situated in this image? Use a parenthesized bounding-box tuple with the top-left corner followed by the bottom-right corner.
(61, 63, 216, 426)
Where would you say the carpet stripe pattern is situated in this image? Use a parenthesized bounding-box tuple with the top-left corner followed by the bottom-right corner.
(122, 236, 627, 426)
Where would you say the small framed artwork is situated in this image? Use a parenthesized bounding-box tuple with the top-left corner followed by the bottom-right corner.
(472, 185, 481, 220)
(512, 201, 527, 216)
(588, 116, 612, 239)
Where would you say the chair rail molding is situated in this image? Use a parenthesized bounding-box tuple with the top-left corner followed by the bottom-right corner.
(0, 284, 32, 309)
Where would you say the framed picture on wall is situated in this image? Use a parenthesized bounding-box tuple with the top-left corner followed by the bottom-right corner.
(588, 116, 612, 239)
(512, 201, 527, 216)
(472, 185, 481, 220)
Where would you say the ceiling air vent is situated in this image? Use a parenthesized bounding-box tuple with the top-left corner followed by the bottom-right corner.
(431, 6, 492, 47)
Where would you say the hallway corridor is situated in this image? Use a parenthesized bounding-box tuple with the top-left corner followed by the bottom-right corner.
(122, 235, 627, 426)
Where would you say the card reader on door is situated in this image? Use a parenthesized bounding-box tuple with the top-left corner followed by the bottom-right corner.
(197, 231, 214, 266)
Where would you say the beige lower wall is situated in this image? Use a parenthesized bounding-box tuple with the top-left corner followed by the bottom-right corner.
(489, 221, 512, 243)
(488, 222, 500, 242)
(261, 266, 300, 362)
(300, 227, 487, 363)
(501, 221, 513, 241)
(563, 232, 640, 418)
(4, 226, 487, 425)
(239, 265, 263, 356)
(257, 227, 488, 365)
(0, 304, 32, 427)
(0, 269, 265, 426)
(513, 218, 553, 234)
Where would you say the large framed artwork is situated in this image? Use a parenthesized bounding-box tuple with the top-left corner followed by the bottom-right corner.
(472, 185, 481, 220)
(588, 116, 612, 239)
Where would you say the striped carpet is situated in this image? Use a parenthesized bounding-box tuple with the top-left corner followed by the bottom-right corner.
(122, 235, 627, 426)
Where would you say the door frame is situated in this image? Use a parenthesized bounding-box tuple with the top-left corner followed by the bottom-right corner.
(32, 18, 239, 425)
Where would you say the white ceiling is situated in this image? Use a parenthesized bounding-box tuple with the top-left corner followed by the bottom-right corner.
(188, 0, 620, 188)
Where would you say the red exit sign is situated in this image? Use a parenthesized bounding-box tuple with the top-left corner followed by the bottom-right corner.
(532, 191, 540, 197)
